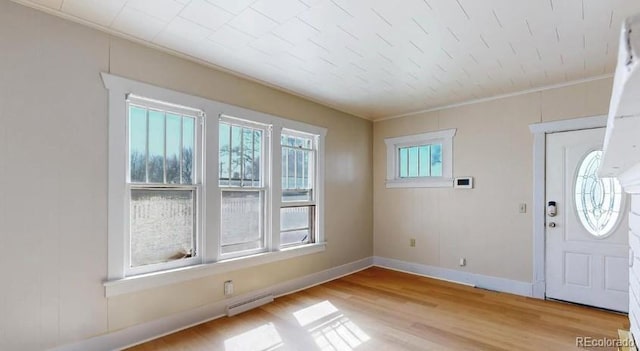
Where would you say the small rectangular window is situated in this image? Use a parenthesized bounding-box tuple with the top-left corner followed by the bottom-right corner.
(385, 129, 455, 188)
(398, 144, 443, 178)
(126, 95, 203, 275)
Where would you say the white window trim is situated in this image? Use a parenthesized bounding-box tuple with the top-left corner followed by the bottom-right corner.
(384, 128, 456, 188)
(102, 73, 327, 297)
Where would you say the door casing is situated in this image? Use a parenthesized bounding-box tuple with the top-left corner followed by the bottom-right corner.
(529, 115, 608, 299)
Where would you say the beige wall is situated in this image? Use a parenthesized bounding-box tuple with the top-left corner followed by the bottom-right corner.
(373, 78, 613, 283)
(0, 2, 372, 350)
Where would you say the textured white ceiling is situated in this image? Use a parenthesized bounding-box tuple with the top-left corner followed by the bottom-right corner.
(14, 0, 640, 120)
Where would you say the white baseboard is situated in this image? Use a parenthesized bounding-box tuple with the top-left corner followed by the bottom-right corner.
(48, 257, 373, 351)
(373, 256, 533, 297)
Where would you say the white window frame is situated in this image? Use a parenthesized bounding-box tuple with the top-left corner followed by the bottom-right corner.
(218, 115, 271, 260)
(124, 95, 205, 276)
(280, 128, 319, 248)
(102, 73, 327, 296)
(384, 129, 456, 188)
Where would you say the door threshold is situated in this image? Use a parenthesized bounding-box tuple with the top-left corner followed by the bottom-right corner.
(545, 297, 628, 315)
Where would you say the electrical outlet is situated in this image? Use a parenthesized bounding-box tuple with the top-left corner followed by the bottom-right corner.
(519, 203, 527, 213)
(459, 258, 466, 267)
(409, 238, 416, 247)
(224, 280, 234, 296)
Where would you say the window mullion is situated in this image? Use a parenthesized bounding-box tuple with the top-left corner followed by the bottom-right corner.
(417, 146, 421, 176)
(294, 148, 298, 189)
(271, 126, 283, 251)
(251, 128, 255, 186)
(227, 123, 232, 187)
(179, 117, 183, 184)
(240, 127, 245, 187)
(163, 111, 167, 184)
(145, 108, 150, 183)
(428, 145, 432, 177)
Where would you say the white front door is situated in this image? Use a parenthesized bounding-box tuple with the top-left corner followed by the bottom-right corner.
(546, 127, 629, 312)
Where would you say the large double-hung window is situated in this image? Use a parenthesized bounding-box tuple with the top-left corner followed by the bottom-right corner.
(218, 117, 268, 257)
(280, 131, 317, 247)
(103, 74, 326, 294)
(126, 95, 203, 276)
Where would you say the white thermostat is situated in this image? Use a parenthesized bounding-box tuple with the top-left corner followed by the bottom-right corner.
(454, 177, 473, 189)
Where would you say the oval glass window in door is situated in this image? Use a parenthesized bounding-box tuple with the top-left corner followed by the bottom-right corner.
(574, 150, 623, 237)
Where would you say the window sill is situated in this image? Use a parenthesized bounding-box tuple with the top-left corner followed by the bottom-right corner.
(103, 243, 326, 297)
(385, 178, 453, 188)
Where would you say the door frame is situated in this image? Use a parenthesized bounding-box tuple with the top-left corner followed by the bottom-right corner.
(528, 115, 607, 299)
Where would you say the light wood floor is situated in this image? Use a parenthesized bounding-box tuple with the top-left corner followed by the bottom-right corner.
(127, 267, 629, 351)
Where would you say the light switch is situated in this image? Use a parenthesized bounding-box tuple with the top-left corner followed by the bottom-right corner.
(519, 203, 527, 213)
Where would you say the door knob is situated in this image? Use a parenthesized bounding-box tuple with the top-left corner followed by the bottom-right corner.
(549, 222, 557, 228)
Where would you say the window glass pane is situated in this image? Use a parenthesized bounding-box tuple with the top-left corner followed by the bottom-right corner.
(253, 130, 261, 187)
(242, 128, 254, 186)
(283, 190, 312, 202)
(129, 106, 147, 183)
(399, 148, 408, 178)
(281, 133, 315, 201)
(418, 145, 430, 177)
(287, 148, 296, 188)
(575, 150, 623, 237)
(399, 144, 443, 178)
(303, 151, 309, 189)
(282, 151, 287, 189)
(148, 110, 165, 183)
(431, 144, 442, 177)
(408, 147, 418, 177)
(296, 150, 304, 188)
(221, 191, 264, 254)
(281, 230, 310, 246)
(220, 123, 263, 188)
(219, 122, 230, 186)
(166, 114, 181, 184)
(230, 125, 242, 185)
(130, 189, 195, 267)
(182, 117, 195, 184)
(281, 206, 310, 231)
(280, 205, 312, 246)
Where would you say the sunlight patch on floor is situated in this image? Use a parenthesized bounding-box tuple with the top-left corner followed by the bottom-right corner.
(294, 300, 370, 350)
(224, 323, 283, 351)
(293, 300, 339, 327)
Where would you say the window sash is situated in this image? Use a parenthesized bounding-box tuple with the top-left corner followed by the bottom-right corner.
(219, 188, 267, 258)
(126, 101, 200, 185)
(281, 132, 316, 205)
(125, 184, 202, 276)
(125, 97, 204, 276)
(280, 205, 315, 248)
(219, 117, 267, 189)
